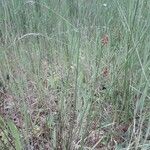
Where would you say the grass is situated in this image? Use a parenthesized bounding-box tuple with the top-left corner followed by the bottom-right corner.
(0, 0, 150, 149)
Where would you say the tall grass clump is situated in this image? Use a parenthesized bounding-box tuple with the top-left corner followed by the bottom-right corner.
(0, 0, 150, 149)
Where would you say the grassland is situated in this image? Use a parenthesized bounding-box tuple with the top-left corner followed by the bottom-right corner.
(0, 0, 150, 149)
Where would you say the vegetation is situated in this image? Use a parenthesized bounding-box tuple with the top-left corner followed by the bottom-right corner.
(0, 0, 150, 149)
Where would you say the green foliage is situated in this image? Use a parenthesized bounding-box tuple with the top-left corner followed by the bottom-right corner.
(0, 0, 150, 149)
(7, 120, 22, 150)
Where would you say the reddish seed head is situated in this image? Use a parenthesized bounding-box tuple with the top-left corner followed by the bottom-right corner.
(101, 34, 109, 45)
(102, 67, 109, 77)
